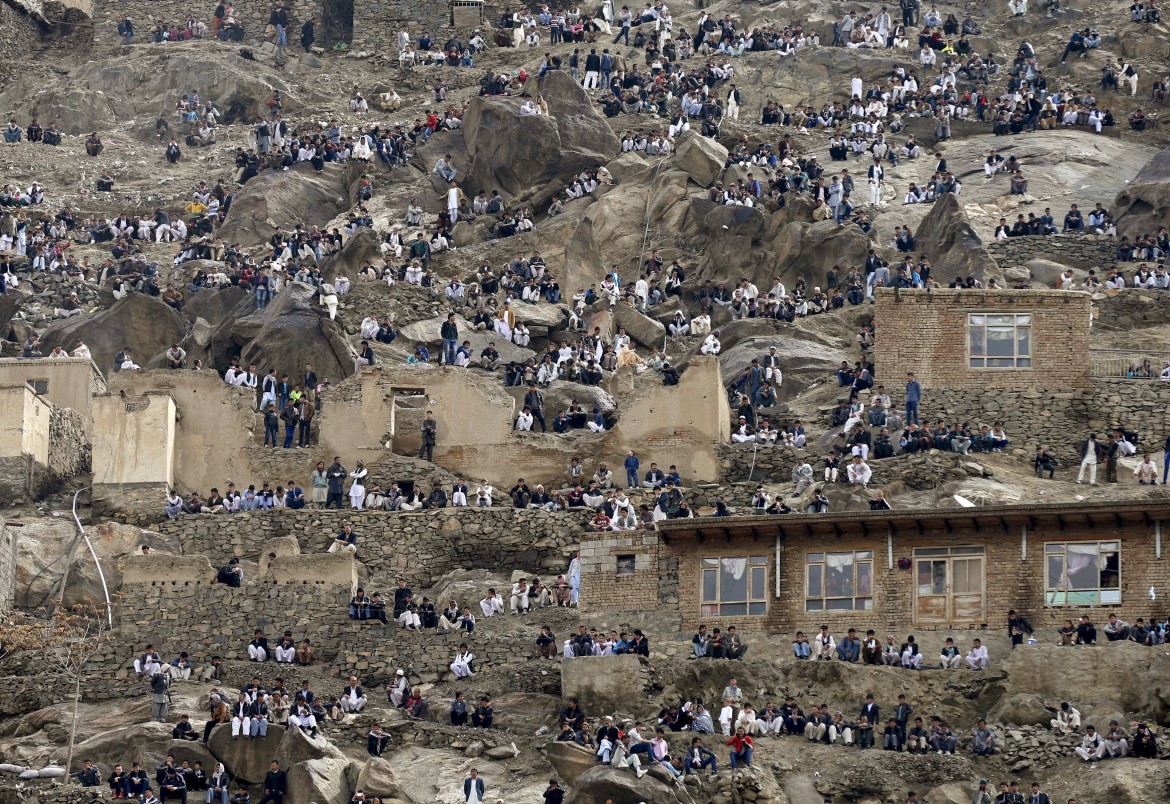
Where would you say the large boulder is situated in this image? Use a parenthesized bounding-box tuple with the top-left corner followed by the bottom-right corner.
(461, 71, 618, 204)
(563, 764, 685, 804)
(0, 49, 296, 135)
(1115, 144, 1170, 236)
(275, 719, 348, 769)
(321, 228, 383, 284)
(769, 219, 871, 290)
(673, 133, 729, 187)
(912, 193, 998, 281)
(397, 313, 535, 365)
(62, 723, 187, 774)
(355, 757, 403, 799)
(513, 303, 570, 329)
(40, 293, 186, 374)
(14, 518, 175, 610)
(185, 285, 248, 331)
(207, 724, 286, 784)
(986, 692, 1053, 727)
(208, 281, 355, 380)
(217, 164, 350, 250)
(286, 757, 353, 804)
(612, 304, 666, 349)
(560, 654, 650, 719)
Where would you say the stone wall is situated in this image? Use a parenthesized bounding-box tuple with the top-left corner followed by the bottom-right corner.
(47, 403, 89, 483)
(918, 380, 1170, 462)
(0, 516, 14, 611)
(90, 0, 316, 41)
(0, 3, 44, 88)
(90, 0, 459, 50)
(1094, 288, 1170, 329)
(985, 235, 1117, 273)
(156, 507, 588, 587)
(120, 574, 356, 663)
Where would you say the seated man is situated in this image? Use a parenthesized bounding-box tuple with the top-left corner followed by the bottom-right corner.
(965, 638, 989, 670)
(341, 676, 367, 713)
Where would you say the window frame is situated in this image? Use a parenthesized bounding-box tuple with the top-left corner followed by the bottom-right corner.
(1043, 541, 1121, 607)
(700, 555, 768, 618)
(804, 550, 874, 612)
(615, 554, 636, 576)
(967, 312, 1033, 370)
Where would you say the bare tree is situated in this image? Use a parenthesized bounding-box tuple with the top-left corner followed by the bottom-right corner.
(0, 606, 107, 781)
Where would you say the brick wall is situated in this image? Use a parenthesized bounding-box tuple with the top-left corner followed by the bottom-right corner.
(578, 533, 661, 613)
(587, 514, 1170, 645)
(874, 288, 1093, 390)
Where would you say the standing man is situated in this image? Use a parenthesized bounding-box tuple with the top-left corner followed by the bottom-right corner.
(296, 393, 315, 448)
(463, 768, 485, 804)
(272, 6, 288, 46)
(524, 383, 547, 432)
(441, 313, 459, 366)
(258, 760, 286, 804)
(325, 456, 347, 510)
(419, 411, 438, 461)
(446, 180, 465, 224)
(1077, 433, 1101, 485)
(1105, 433, 1120, 483)
(300, 17, 316, 52)
(904, 372, 921, 426)
(151, 671, 171, 722)
(624, 450, 640, 489)
(612, 5, 631, 45)
(867, 158, 884, 207)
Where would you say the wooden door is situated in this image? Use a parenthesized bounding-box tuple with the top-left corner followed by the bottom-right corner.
(914, 550, 985, 625)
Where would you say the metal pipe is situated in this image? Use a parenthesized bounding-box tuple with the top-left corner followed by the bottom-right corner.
(1157, 520, 1163, 561)
(71, 487, 113, 627)
(1021, 523, 1027, 562)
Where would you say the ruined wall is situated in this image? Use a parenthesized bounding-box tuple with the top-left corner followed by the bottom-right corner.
(155, 507, 587, 587)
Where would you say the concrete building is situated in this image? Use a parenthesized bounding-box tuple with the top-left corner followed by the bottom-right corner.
(0, 359, 95, 500)
(580, 501, 1170, 638)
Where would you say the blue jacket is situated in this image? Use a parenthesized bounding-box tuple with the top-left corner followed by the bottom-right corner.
(905, 380, 921, 403)
(624, 455, 640, 472)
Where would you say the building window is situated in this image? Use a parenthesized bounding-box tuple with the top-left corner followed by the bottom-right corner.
(1045, 542, 1120, 606)
(615, 554, 636, 576)
(806, 551, 873, 611)
(701, 556, 767, 617)
(27, 379, 48, 395)
(968, 313, 1032, 369)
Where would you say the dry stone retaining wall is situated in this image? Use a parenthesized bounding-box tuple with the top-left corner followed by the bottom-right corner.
(985, 234, 1118, 272)
(156, 507, 588, 588)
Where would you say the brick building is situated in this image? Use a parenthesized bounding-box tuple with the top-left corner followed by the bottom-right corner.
(873, 288, 1093, 390)
(579, 501, 1170, 638)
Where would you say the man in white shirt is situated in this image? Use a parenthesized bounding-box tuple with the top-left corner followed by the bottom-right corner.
(480, 589, 504, 617)
(509, 579, 531, 614)
(965, 638, 989, 670)
(815, 626, 836, 659)
(847, 456, 873, 487)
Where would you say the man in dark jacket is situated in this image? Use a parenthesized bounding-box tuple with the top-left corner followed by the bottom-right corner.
(325, 457, 347, 509)
(300, 18, 315, 52)
(258, 761, 286, 804)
